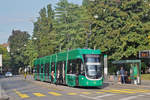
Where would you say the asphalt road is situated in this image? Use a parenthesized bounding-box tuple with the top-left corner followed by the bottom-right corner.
(0, 75, 150, 100)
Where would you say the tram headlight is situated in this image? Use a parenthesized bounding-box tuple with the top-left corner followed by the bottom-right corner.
(82, 78, 84, 80)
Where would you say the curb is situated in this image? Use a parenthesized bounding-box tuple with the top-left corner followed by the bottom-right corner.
(0, 97, 9, 100)
(104, 81, 150, 89)
(0, 85, 9, 100)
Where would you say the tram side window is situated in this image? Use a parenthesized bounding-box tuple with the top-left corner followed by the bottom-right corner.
(44, 63, 46, 74)
(67, 60, 72, 74)
(41, 64, 43, 73)
(57, 62, 62, 72)
(37, 64, 40, 73)
(74, 59, 82, 75)
(57, 62, 63, 76)
(51, 62, 55, 72)
(72, 60, 76, 74)
(68, 60, 76, 74)
(45, 63, 49, 74)
(76, 59, 82, 75)
(81, 62, 84, 74)
(47, 63, 50, 75)
(56, 63, 58, 71)
(62, 61, 66, 80)
(67, 59, 82, 75)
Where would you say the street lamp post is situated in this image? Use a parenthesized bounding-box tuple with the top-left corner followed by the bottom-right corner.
(85, 15, 98, 49)
(85, 23, 92, 48)
(84, 0, 98, 49)
(59, 44, 62, 52)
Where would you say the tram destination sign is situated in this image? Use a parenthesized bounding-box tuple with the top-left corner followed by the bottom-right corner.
(139, 50, 150, 58)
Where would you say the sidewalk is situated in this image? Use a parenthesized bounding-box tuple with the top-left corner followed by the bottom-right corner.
(20, 74, 34, 80)
(0, 84, 9, 100)
(141, 80, 150, 86)
(104, 79, 150, 89)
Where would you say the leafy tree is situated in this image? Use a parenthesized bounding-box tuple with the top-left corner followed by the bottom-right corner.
(0, 45, 11, 71)
(82, 0, 89, 6)
(31, 0, 150, 61)
(33, 4, 57, 57)
(86, 0, 150, 60)
(8, 30, 30, 73)
(23, 39, 38, 67)
(55, 0, 86, 50)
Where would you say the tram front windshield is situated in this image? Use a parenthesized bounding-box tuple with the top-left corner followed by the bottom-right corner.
(84, 54, 102, 79)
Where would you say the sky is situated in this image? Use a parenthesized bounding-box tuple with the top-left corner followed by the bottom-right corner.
(0, 0, 82, 44)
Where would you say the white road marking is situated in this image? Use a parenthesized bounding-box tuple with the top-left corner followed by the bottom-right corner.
(119, 95, 144, 100)
(94, 94, 115, 99)
(80, 95, 95, 99)
(145, 93, 150, 95)
(80, 94, 115, 100)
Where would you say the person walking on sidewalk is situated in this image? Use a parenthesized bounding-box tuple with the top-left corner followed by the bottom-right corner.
(24, 72, 27, 80)
(120, 67, 125, 84)
(51, 71, 55, 84)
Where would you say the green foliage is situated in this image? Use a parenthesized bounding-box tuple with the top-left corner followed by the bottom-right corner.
(23, 40, 38, 67)
(141, 62, 147, 69)
(82, 0, 89, 7)
(55, 0, 86, 50)
(141, 74, 150, 80)
(8, 0, 150, 70)
(32, 0, 150, 60)
(87, 0, 150, 60)
(0, 45, 11, 69)
(8, 30, 30, 53)
(8, 30, 30, 72)
(33, 4, 57, 57)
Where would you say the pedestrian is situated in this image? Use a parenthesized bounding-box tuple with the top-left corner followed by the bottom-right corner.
(120, 67, 125, 84)
(24, 72, 27, 80)
(116, 70, 120, 83)
(51, 71, 55, 84)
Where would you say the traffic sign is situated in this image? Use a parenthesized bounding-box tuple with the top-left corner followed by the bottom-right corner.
(139, 50, 150, 58)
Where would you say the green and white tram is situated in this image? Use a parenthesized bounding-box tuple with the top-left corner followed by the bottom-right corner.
(34, 49, 104, 87)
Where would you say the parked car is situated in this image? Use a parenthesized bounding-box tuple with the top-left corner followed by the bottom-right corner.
(5, 72, 13, 77)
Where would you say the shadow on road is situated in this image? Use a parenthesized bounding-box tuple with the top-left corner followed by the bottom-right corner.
(69, 83, 110, 90)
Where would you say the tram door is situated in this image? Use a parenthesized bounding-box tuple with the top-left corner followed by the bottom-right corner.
(45, 63, 49, 82)
(47, 63, 50, 82)
(62, 61, 66, 84)
(76, 59, 82, 86)
(37, 65, 40, 80)
(44, 64, 46, 81)
(51, 62, 55, 83)
(41, 64, 43, 80)
(56, 62, 62, 84)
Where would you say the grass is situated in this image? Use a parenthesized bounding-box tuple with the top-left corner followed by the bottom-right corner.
(141, 74, 150, 80)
